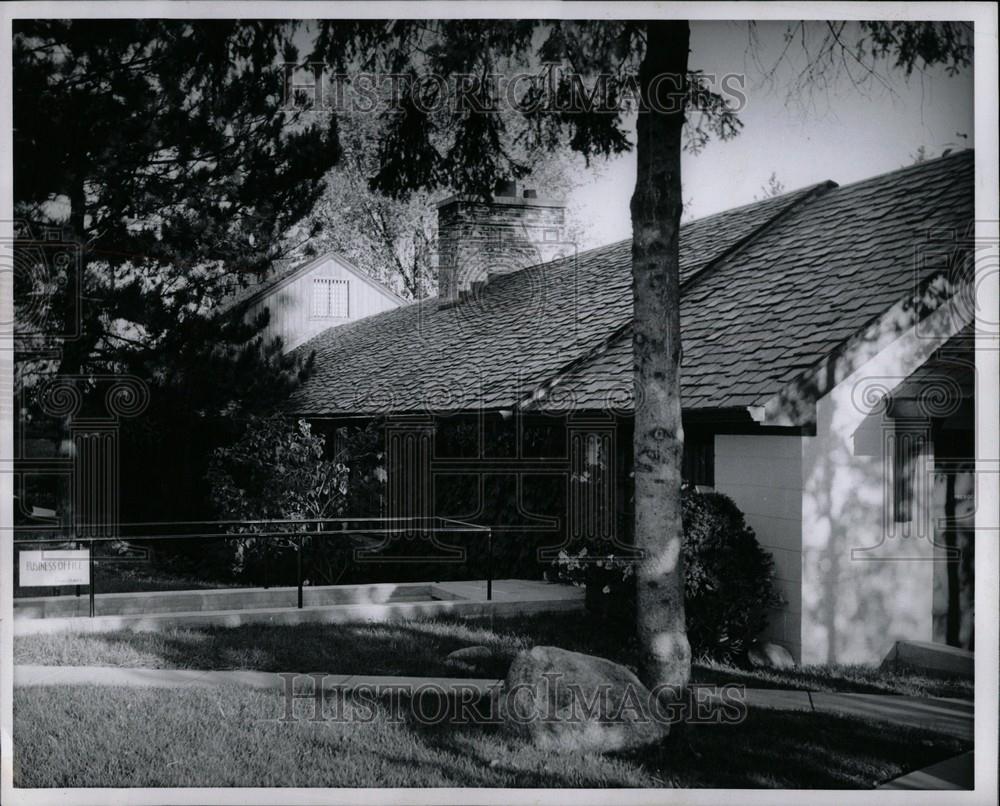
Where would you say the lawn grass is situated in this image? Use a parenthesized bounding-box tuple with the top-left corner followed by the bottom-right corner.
(15, 612, 973, 699)
(13, 683, 969, 788)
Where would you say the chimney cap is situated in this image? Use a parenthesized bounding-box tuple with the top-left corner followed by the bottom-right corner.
(435, 190, 566, 210)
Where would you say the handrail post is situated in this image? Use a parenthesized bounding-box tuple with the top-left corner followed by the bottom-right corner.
(263, 539, 269, 590)
(297, 532, 303, 609)
(487, 527, 493, 602)
(89, 537, 95, 617)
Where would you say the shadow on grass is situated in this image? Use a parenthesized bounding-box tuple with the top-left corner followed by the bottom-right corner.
(13, 681, 970, 789)
(14, 613, 637, 679)
(376, 690, 970, 788)
(14, 611, 972, 700)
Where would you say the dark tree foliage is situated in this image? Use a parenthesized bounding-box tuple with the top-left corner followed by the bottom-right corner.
(15, 20, 338, 277)
(858, 21, 973, 75)
(307, 20, 740, 199)
(14, 20, 341, 521)
(14, 19, 340, 378)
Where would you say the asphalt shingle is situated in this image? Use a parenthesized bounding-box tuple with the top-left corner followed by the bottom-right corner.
(288, 151, 973, 419)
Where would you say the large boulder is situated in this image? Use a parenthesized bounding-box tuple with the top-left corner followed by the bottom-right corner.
(502, 645, 669, 753)
(747, 641, 795, 670)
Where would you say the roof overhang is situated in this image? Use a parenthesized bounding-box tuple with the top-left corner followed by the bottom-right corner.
(758, 271, 975, 427)
(231, 250, 408, 312)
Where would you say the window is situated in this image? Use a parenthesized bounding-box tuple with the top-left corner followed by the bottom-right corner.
(892, 426, 922, 523)
(312, 278, 349, 318)
(682, 432, 715, 488)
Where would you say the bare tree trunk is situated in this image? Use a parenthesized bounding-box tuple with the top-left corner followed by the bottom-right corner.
(630, 20, 691, 695)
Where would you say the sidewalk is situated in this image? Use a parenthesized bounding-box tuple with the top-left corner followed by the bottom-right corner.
(878, 750, 973, 790)
(730, 687, 974, 741)
(14, 664, 502, 696)
(733, 687, 974, 790)
(15, 663, 973, 739)
(14, 579, 584, 636)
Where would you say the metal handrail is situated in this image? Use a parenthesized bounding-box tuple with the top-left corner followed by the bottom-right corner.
(11, 514, 489, 532)
(13, 517, 494, 616)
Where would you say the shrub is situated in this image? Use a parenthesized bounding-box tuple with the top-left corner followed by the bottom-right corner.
(205, 416, 350, 581)
(681, 489, 782, 658)
(551, 487, 781, 660)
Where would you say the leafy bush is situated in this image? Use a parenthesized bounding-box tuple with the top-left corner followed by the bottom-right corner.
(205, 416, 350, 581)
(682, 489, 782, 657)
(208, 416, 346, 523)
(551, 487, 781, 660)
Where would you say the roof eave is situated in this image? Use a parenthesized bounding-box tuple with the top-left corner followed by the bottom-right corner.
(758, 271, 974, 427)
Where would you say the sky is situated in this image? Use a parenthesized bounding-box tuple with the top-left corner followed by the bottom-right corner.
(566, 21, 975, 250)
(36, 20, 975, 255)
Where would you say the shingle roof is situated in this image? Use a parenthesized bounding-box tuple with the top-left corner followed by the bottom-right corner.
(288, 151, 974, 419)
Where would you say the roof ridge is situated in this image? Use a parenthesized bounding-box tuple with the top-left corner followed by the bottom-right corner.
(683, 179, 833, 223)
(678, 181, 838, 295)
(223, 248, 409, 315)
(824, 148, 973, 196)
(466, 183, 833, 299)
(517, 181, 839, 410)
(675, 150, 974, 304)
(519, 319, 632, 411)
(760, 266, 972, 425)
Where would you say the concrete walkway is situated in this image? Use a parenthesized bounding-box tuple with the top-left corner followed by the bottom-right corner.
(14, 664, 502, 696)
(14, 579, 584, 636)
(727, 688, 974, 741)
(878, 750, 974, 790)
(730, 689, 974, 789)
(15, 664, 973, 740)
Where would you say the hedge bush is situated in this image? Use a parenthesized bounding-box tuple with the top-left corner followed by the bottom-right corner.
(551, 487, 782, 661)
(682, 489, 782, 657)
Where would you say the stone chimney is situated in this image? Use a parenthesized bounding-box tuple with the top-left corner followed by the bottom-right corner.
(436, 182, 567, 303)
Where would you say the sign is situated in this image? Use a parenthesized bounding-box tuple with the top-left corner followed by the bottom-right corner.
(19, 549, 90, 586)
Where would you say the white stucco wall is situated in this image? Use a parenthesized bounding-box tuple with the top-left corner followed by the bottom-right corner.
(799, 296, 970, 664)
(714, 434, 804, 659)
(800, 400, 936, 664)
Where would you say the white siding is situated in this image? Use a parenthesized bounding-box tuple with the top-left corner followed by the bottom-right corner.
(245, 256, 402, 352)
(715, 434, 804, 659)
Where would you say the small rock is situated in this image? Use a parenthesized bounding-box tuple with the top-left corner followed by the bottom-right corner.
(444, 645, 494, 673)
(747, 641, 796, 670)
(501, 645, 669, 753)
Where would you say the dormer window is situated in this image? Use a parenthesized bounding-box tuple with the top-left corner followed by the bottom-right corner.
(312, 278, 349, 318)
